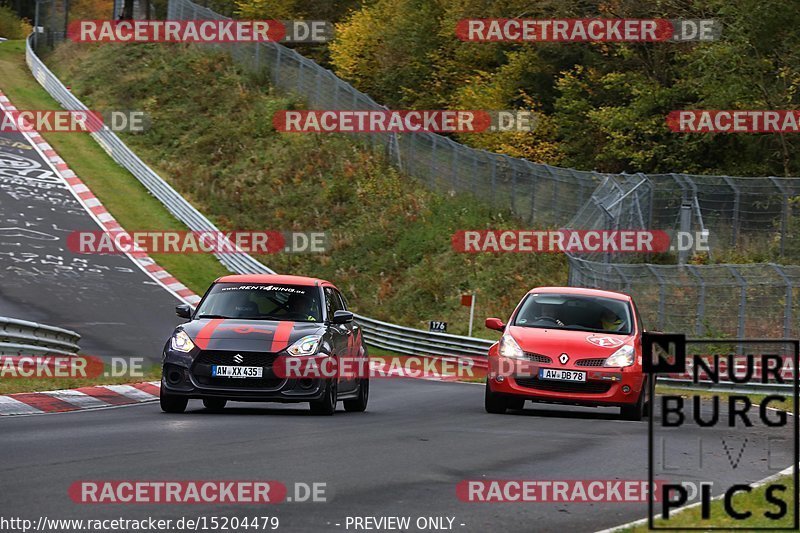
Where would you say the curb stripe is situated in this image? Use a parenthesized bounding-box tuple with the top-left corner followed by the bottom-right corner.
(0, 396, 44, 415)
(103, 384, 158, 402)
(42, 390, 110, 409)
(11, 393, 80, 413)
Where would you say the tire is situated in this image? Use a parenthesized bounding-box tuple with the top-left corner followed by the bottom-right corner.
(343, 379, 369, 412)
(484, 380, 508, 414)
(160, 390, 188, 413)
(621, 379, 648, 421)
(203, 398, 227, 411)
(507, 397, 525, 410)
(310, 380, 337, 416)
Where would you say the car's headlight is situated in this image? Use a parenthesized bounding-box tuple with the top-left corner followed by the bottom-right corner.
(498, 334, 525, 359)
(170, 330, 195, 353)
(603, 345, 635, 367)
(287, 335, 322, 356)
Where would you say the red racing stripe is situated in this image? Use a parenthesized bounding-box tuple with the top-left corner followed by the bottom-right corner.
(193, 318, 224, 350)
(270, 321, 295, 352)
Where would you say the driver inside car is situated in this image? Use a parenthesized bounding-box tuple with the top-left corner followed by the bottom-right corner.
(285, 294, 317, 321)
(600, 308, 624, 332)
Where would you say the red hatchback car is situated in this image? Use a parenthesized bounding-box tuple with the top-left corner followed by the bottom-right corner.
(484, 287, 651, 420)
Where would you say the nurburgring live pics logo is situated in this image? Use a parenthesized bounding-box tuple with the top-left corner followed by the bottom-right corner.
(644, 333, 799, 529)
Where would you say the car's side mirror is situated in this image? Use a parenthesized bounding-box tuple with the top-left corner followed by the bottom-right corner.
(485, 317, 506, 332)
(175, 304, 192, 319)
(332, 310, 354, 324)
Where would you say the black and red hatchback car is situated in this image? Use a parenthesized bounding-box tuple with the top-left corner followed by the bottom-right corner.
(160, 274, 369, 415)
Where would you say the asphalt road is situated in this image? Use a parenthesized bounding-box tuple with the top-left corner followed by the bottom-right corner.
(0, 378, 794, 533)
(0, 126, 182, 360)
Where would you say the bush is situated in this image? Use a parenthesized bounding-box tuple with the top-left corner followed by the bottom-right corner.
(0, 6, 31, 40)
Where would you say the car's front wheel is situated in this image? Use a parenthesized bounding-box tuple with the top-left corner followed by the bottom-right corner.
(343, 379, 369, 412)
(484, 380, 508, 414)
(310, 380, 337, 416)
(620, 378, 648, 421)
(160, 390, 188, 413)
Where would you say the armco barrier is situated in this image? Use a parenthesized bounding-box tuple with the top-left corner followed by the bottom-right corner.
(23, 35, 494, 360)
(0, 316, 81, 356)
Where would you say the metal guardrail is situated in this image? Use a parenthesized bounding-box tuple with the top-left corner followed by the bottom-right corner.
(0, 316, 81, 356)
(23, 35, 493, 360)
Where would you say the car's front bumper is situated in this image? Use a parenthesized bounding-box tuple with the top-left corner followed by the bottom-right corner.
(488, 359, 645, 407)
(161, 350, 328, 402)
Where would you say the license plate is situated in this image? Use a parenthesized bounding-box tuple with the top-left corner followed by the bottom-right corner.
(538, 368, 586, 382)
(212, 365, 263, 378)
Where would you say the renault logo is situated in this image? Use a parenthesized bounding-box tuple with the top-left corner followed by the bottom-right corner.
(233, 354, 244, 364)
(559, 353, 569, 365)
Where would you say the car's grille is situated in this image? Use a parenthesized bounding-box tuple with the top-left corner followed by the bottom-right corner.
(514, 376, 611, 394)
(192, 351, 283, 389)
(195, 351, 279, 367)
(524, 352, 552, 363)
(576, 358, 606, 367)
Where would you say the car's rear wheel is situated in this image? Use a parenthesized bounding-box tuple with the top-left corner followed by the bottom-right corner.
(310, 380, 337, 416)
(343, 379, 369, 412)
(203, 398, 227, 411)
(621, 378, 648, 421)
(484, 380, 508, 414)
(160, 390, 188, 413)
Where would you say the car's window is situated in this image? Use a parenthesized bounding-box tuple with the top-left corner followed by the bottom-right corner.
(195, 283, 322, 322)
(334, 289, 348, 311)
(323, 287, 341, 320)
(513, 293, 633, 335)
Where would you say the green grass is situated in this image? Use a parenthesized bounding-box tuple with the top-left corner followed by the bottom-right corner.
(37, 40, 569, 338)
(0, 366, 162, 395)
(0, 40, 230, 294)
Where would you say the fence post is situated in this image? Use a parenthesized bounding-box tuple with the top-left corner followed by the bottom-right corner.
(769, 177, 789, 257)
(678, 202, 692, 265)
(770, 264, 793, 339)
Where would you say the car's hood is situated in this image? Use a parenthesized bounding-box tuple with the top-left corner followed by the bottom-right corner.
(506, 325, 633, 358)
(180, 319, 324, 352)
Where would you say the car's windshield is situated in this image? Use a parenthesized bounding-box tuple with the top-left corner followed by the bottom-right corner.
(513, 293, 633, 335)
(195, 283, 322, 322)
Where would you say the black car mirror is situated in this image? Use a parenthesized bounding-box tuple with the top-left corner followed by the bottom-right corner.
(332, 310, 354, 324)
(175, 304, 192, 319)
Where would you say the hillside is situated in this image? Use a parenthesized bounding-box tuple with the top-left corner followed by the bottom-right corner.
(46, 41, 568, 337)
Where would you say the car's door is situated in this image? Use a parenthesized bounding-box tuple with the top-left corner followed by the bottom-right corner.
(324, 287, 352, 392)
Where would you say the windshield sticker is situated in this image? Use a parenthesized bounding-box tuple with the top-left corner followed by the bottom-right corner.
(586, 335, 624, 348)
(220, 284, 306, 294)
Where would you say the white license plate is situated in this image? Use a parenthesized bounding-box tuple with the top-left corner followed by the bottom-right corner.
(212, 365, 263, 378)
(539, 368, 586, 382)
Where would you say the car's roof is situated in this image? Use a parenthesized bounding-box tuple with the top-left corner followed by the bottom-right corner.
(214, 274, 332, 287)
(527, 286, 632, 302)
